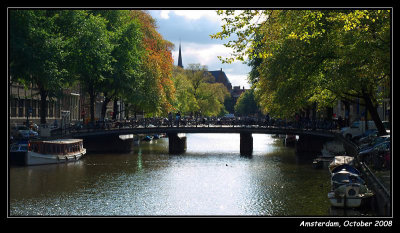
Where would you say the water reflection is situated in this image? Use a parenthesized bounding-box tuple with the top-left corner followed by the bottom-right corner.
(10, 134, 334, 216)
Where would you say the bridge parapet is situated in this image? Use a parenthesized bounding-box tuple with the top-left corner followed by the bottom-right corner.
(68, 125, 336, 155)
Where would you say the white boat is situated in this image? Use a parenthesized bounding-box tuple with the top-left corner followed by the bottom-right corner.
(328, 183, 374, 208)
(23, 139, 86, 166)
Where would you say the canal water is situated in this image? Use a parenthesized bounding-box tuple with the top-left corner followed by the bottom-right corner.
(9, 134, 337, 216)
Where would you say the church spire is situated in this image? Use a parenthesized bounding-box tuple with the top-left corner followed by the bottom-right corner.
(178, 40, 183, 68)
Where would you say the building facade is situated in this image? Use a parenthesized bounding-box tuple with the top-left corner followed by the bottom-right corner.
(9, 80, 80, 127)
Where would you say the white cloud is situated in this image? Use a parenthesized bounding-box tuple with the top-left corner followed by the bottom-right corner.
(150, 10, 253, 88)
(172, 42, 231, 67)
(155, 10, 221, 24)
(159, 10, 171, 19)
(173, 10, 221, 23)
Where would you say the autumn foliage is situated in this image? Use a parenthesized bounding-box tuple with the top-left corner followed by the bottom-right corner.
(130, 10, 176, 116)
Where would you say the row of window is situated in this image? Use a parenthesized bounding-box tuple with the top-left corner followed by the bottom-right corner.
(10, 98, 60, 118)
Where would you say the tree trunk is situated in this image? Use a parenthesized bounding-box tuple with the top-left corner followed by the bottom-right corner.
(101, 94, 112, 121)
(125, 103, 129, 119)
(112, 99, 118, 120)
(343, 101, 350, 127)
(88, 85, 96, 124)
(363, 93, 387, 136)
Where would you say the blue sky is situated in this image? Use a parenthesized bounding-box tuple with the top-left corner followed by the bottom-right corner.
(149, 10, 252, 89)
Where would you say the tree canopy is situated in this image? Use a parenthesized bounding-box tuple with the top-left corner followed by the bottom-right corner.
(10, 9, 177, 123)
(172, 64, 230, 116)
(211, 10, 390, 135)
(234, 89, 259, 116)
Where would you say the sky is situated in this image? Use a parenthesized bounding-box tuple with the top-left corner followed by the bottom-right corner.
(148, 10, 252, 89)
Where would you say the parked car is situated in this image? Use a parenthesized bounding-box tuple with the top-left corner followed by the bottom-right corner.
(14, 129, 38, 139)
(11, 125, 29, 138)
(341, 120, 377, 140)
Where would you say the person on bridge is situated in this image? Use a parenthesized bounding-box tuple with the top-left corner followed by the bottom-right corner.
(176, 111, 181, 127)
(168, 112, 173, 127)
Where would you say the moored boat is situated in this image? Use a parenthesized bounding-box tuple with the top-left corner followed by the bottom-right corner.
(328, 155, 354, 173)
(19, 139, 86, 166)
(331, 170, 365, 190)
(328, 183, 374, 208)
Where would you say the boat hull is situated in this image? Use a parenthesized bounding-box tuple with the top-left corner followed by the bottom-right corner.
(10, 151, 27, 166)
(328, 183, 373, 208)
(328, 193, 363, 208)
(25, 149, 86, 166)
(328, 192, 373, 208)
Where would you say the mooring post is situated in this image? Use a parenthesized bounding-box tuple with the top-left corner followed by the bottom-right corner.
(240, 132, 253, 155)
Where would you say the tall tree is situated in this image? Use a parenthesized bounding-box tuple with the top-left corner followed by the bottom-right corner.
(68, 11, 114, 123)
(90, 10, 144, 120)
(130, 10, 175, 116)
(171, 66, 198, 115)
(10, 10, 70, 124)
(176, 64, 230, 116)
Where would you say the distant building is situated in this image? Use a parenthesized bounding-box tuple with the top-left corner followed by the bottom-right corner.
(208, 68, 233, 91)
(231, 85, 246, 103)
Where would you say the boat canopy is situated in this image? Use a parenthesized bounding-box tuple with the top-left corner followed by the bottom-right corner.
(29, 139, 84, 155)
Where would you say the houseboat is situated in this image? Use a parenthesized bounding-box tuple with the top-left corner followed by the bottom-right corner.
(10, 139, 86, 166)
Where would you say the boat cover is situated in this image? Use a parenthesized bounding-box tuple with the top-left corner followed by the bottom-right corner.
(331, 164, 360, 175)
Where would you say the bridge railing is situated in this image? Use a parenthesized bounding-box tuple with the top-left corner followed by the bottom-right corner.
(52, 117, 340, 137)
